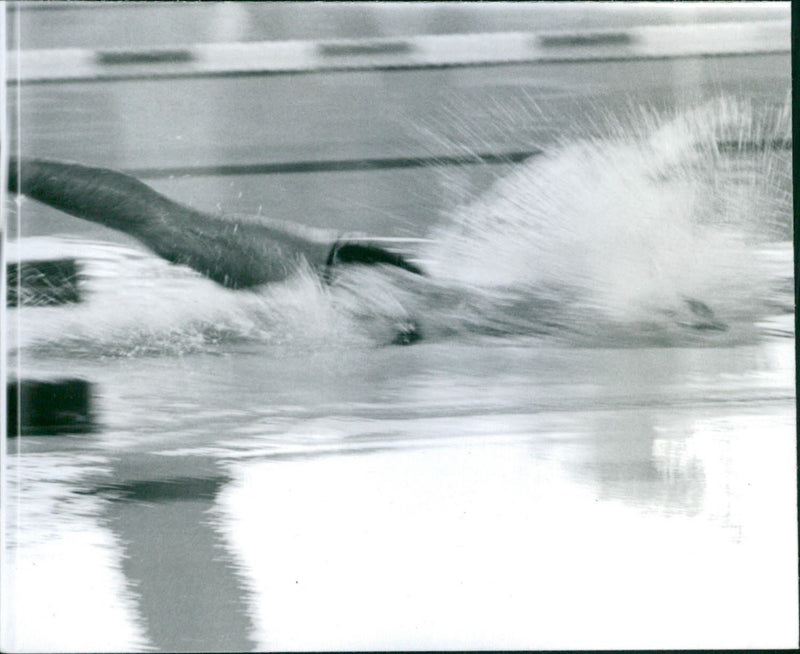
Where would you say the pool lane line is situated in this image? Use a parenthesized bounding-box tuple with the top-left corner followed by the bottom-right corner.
(6, 20, 790, 85)
(126, 150, 542, 180)
(8, 51, 795, 87)
(123, 139, 791, 180)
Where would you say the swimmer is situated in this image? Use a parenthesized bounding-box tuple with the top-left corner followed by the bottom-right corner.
(7, 157, 425, 289)
(6, 157, 726, 340)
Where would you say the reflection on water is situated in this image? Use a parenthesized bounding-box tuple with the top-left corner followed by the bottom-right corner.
(2, 455, 149, 652)
(213, 403, 795, 650)
(3, 339, 797, 651)
(110, 479, 256, 653)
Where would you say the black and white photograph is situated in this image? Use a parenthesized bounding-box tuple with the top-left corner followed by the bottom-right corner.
(1, 1, 797, 651)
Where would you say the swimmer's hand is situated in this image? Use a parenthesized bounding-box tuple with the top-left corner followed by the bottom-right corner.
(324, 238, 425, 282)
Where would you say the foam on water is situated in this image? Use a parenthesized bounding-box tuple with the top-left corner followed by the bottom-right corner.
(415, 96, 793, 344)
(6, 97, 793, 356)
(6, 237, 373, 356)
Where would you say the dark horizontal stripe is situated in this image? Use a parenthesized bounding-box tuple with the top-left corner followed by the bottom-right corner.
(128, 150, 542, 179)
(716, 138, 792, 152)
(124, 138, 792, 180)
(540, 32, 633, 47)
(79, 477, 226, 502)
(8, 48, 789, 86)
(96, 49, 195, 65)
(318, 40, 413, 56)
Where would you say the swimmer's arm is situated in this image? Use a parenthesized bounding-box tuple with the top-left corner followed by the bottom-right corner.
(7, 157, 422, 288)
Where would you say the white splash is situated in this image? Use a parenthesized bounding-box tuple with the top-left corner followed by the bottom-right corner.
(7, 98, 792, 355)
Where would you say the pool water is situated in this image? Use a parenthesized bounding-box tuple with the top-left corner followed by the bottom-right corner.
(3, 74, 797, 652)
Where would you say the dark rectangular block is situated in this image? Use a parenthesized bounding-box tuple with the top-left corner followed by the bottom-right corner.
(539, 32, 633, 47)
(318, 40, 412, 57)
(7, 378, 95, 437)
(96, 49, 195, 65)
(6, 258, 81, 307)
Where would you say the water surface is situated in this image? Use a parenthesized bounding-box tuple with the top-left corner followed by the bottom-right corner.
(3, 50, 797, 652)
